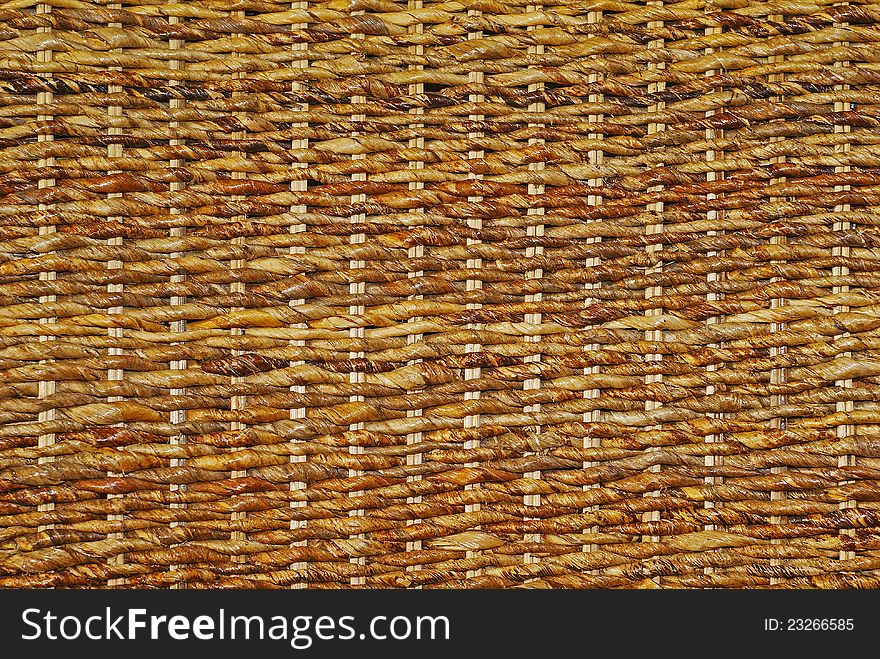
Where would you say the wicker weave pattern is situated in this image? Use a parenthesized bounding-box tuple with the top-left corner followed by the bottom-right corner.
(0, 0, 879, 588)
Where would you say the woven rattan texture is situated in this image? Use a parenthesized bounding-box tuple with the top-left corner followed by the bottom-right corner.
(1, 0, 879, 589)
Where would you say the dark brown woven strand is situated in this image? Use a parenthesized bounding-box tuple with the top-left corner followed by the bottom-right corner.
(1, 0, 880, 589)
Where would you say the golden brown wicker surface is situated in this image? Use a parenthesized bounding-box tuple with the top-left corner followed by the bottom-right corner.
(1, 0, 880, 588)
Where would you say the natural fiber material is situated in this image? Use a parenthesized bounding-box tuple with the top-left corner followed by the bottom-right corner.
(1, 0, 879, 589)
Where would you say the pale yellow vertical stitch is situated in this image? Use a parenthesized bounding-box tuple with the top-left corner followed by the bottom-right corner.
(349, 7, 367, 587)
(36, 1, 56, 533)
(643, 1, 666, 578)
(767, 9, 787, 586)
(106, 1, 125, 587)
(229, 8, 248, 559)
(464, 5, 484, 581)
(405, 0, 426, 586)
(289, 0, 310, 589)
(702, 14, 724, 576)
(168, 7, 187, 589)
(832, 5, 855, 564)
(523, 1, 545, 572)
(583, 6, 603, 559)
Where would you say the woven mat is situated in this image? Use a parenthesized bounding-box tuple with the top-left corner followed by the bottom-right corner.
(1, 0, 879, 588)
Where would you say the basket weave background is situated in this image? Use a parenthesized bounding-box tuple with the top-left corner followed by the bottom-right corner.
(1, 0, 879, 589)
